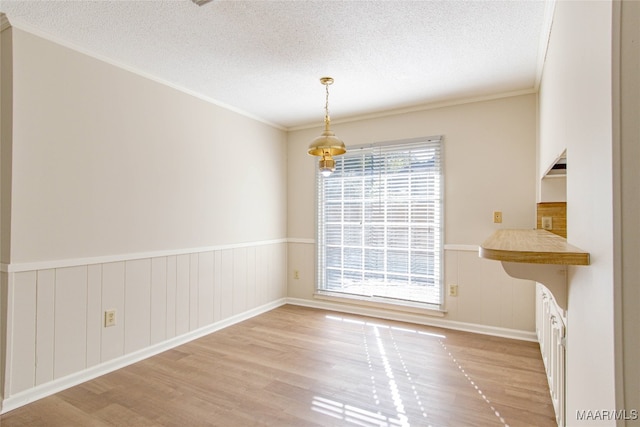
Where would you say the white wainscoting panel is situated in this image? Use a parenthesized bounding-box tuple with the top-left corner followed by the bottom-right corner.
(255, 246, 268, 305)
(2, 241, 287, 413)
(150, 257, 167, 345)
(197, 252, 214, 328)
(86, 265, 103, 369)
(232, 247, 248, 316)
(54, 266, 88, 379)
(188, 254, 198, 331)
(35, 269, 55, 386)
(175, 254, 190, 336)
(11, 272, 36, 395)
(0, 273, 6, 405)
(267, 244, 287, 303)
(124, 259, 151, 354)
(443, 248, 535, 333)
(212, 251, 222, 322)
(246, 247, 257, 310)
(220, 250, 233, 319)
(101, 262, 125, 362)
(166, 256, 177, 339)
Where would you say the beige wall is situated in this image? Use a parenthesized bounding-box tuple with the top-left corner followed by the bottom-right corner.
(617, 0, 640, 417)
(0, 24, 13, 406)
(289, 95, 537, 242)
(1, 28, 289, 409)
(1, 26, 12, 265)
(288, 94, 538, 333)
(7, 3, 635, 415)
(538, 0, 619, 423)
(10, 29, 287, 264)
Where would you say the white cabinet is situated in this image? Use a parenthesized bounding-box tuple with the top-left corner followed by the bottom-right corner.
(536, 283, 566, 426)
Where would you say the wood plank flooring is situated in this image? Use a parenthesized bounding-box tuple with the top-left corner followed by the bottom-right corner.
(0, 305, 556, 426)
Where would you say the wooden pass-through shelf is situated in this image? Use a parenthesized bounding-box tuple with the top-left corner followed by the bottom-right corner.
(479, 229, 590, 310)
(479, 229, 589, 265)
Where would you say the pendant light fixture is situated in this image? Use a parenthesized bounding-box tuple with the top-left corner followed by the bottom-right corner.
(308, 77, 346, 177)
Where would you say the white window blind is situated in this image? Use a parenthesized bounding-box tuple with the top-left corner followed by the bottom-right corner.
(316, 136, 443, 307)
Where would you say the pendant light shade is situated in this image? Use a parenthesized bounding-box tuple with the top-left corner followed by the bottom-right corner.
(308, 77, 346, 176)
(307, 130, 346, 157)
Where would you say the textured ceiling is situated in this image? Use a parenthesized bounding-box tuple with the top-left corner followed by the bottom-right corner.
(0, 0, 551, 129)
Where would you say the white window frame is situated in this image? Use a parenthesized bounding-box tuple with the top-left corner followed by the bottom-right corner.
(315, 136, 444, 310)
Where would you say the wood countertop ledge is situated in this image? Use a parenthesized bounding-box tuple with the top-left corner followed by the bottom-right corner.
(479, 229, 590, 265)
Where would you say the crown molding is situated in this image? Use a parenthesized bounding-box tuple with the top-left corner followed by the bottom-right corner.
(534, 0, 557, 90)
(4, 19, 287, 131)
(288, 88, 538, 132)
(0, 13, 11, 32)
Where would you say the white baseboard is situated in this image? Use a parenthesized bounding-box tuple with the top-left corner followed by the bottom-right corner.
(1, 296, 536, 414)
(0, 298, 287, 415)
(285, 297, 538, 342)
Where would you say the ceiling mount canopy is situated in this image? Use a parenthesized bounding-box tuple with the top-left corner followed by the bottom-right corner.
(308, 77, 346, 177)
(191, 0, 214, 6)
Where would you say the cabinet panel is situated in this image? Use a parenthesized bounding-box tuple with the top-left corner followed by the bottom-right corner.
(536, 284, 566, 426)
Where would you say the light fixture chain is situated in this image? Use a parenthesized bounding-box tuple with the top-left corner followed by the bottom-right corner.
(307, 76, 345, 178)
(324, 83, 330, 125)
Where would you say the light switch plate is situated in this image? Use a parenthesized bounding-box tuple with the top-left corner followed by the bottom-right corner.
(449, 284, 458, 297)
(105, 310, 116, 327)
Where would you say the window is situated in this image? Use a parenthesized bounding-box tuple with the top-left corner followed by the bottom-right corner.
(316, 136, 443, 307)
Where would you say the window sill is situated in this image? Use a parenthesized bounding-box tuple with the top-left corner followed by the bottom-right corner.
(313, 291, 446, 318)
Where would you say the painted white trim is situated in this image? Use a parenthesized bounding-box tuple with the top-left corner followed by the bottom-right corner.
(1, 13, 10, 32)
(289, 89, 537, 131)
(4, 239, 288, 273)
(2, 240, 479, 274)
(287, 241, 478, 251)
(0, 296, 535, 414)
(286, 297, 537, 342)
(444, 244, 479, 252)
(534, 0, 557, 90)
(541, 149, 567, 179)
(287, 238, 315, 244)
(313, 292, 446, 317)
(0, 298, 288, 414)
(4, 272, 17, 405)
(4, 17, 540, 134)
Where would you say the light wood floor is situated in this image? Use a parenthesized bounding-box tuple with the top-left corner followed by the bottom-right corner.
(0, 305, 556, 426)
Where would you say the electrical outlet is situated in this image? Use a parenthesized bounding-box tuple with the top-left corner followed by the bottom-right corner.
(542, 216, 553, 230)
(493, 211, 503, 224)
(104, 309, 116, 327)
(294, 270, 300, 280)
(448, 284, 458, 297)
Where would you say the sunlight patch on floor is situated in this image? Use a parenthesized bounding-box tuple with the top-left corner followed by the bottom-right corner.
(322, 314, 439, 426)
(439, 340, 511, 427)
(311, 396, 407, 427)
(320, 313, 511, 427)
